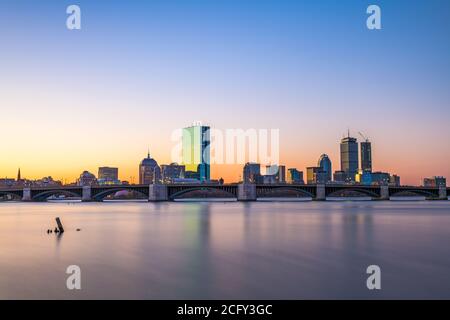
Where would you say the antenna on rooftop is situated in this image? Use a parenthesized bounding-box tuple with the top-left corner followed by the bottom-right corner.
(358, 132, 370, 142)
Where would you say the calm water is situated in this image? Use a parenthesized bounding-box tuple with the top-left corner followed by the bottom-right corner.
(1, 201, 450, 299)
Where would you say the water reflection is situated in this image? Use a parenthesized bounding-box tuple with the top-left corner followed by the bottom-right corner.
(0, 201, 449, 299)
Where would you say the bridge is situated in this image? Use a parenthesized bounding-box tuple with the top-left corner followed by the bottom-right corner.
(0, 184, 448, 202)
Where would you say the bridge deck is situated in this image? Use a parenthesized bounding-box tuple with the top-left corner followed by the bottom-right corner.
(0, 184, 447, 201)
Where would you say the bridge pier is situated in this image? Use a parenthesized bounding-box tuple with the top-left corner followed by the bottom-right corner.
(439, 186, 447, 200)
(82, 186, 92, 202)
(237, 184, 256, 201)
(149, 184, 168, 201)
(22, 188, 32, 201)
(315, 184, 326, 201)
(380, 185, 389, 200)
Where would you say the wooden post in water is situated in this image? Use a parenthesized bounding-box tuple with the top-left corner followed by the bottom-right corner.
(55, 217, 65, 233)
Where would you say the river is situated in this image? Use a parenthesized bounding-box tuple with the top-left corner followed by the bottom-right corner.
(1, 200, 449, 299)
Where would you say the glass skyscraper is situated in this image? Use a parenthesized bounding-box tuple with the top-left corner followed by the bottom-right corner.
(360, 141, 372, 172)
(340, 135, 359, 182)
(182, 125, 210, 182)
(318, 154, 332, 183)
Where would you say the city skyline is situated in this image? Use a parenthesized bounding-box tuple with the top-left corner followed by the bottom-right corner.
(0, 128, 445, 186)
(1, 1, 449, 185)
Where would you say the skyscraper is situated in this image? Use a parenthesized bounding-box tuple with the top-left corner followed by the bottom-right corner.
(182, 125, 210, 182)
(340, 134, 359, 182)
(318, 154, 332, 183)
(360, 140, 372, 172)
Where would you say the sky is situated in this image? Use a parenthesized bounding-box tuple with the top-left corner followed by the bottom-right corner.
(0, 0, 449, 185)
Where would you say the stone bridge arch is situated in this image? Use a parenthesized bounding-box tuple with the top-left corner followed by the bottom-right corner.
(167, 186, 237, 200)
(325, 186, 381, 198)
(91, 186, 149, 201)
(389, 187, 439, 198)
(31, 188, 83, 201)
(256, 186, 315, 198)
(0, 190, 23, 200)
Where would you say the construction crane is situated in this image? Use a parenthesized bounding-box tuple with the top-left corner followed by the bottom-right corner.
(358, 132, 370, 142)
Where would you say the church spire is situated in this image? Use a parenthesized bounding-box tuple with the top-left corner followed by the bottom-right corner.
(17, 168, 21, 181)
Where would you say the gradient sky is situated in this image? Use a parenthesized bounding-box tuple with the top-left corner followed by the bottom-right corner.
(1, 0, 449, 184)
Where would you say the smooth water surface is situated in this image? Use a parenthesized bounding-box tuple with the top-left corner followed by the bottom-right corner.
(1, 201, 450, 299)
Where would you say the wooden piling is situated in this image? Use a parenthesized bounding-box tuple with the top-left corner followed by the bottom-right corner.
(55, 217, 65, 233)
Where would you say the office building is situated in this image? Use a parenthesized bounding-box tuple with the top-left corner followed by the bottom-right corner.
(184, 170, 200, 180)
(263, 175, 277, 184)
(340, 134, 359, 182)
(98, 167, 120, 185)
(318, 154, 332, 183)
(265, 165, 286, 183)
(371, 172, 390, 186)
(360, 140, 372, 172)
(243, 162, 262, 183)
(161, 163, 185, 183)
(182, 125, 210, 182)
(276, 165, 286, 183)
(333, 170, 347, 183)
(307, 166, 327, 184)
(287, 168, 304, 184)
(355, 170, 373, 185)
(139, 152, 160, 184)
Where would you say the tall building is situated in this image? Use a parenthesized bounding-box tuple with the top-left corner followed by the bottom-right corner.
(287, 168, 304, 184)
(243, 162, 262, 183)
(161, 163, 185, 183)
(182, 125, 210, 182)
(340, 134, 359, 182)
(318, 154, 332, 183)
(139, 152, 160, 184)
(360, 140, 372, 172)
(98, 167, 120, 185)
